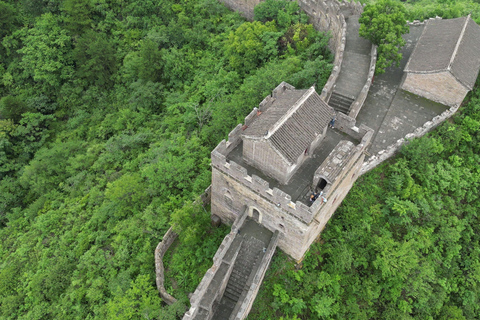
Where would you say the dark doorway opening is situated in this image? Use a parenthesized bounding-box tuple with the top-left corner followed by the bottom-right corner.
(317, 178, 327, 191)
(252, 209, 260, 222)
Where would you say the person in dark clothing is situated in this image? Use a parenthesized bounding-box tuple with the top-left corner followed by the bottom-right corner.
(329, 117, 336, 128)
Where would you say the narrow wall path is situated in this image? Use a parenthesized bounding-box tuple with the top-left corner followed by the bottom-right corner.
(328, 15, 372, 113)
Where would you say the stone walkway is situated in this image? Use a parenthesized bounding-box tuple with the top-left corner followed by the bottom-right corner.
(211, 219, 273, 320)
(355, 24, 448, 155)
(328, 15, 372, 113)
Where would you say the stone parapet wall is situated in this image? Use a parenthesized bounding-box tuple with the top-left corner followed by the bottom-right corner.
(155, 227, 178, 305)
(183, 209, 248, 320)
(200, 185, 212, 206)
(408, 16, 442, 26)
(298, 0, 364, 102)
(349, 45, 377, 119)
(212, 146, 315, 224)
(230, 231, 280, 320)
(307, 2, 346, 101)
(332, 112, 372, 141)
(361, 103, 460, 174)
(218, 0, 261, 20)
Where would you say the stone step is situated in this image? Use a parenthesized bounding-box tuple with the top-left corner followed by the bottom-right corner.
(227, 283, 244, 293)
(329, 91, 354, 114)
(229, 278, 246, 289)
(329, 103, 350, 114)
(224, 290, 240, 302)
(225, 286, 242, 297)
(329, 98, 353, 110)
(230, 270, 249, 279)
(330, 91, 355, 103)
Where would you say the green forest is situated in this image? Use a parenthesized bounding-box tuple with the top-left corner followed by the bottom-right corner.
(0, 0, 479, 319)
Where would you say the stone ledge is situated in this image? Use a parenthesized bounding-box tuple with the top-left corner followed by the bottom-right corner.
(155, 226, 178, 305)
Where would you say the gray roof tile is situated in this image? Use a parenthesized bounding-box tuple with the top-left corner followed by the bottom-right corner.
(450, 18, 480, 89)
(243, 89, 307, 136)
(405, 16, 480, 89)
(405, 17, 466, 73)
(243, 86, 335, 164)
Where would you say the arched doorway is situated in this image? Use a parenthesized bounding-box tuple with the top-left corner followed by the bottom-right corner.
(252, 209, 260, 222)
(249, 207, 262, 224)
(317, 178, 328, 191)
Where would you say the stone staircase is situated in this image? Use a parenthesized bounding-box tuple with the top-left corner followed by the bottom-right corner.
(212, 236, 264, 320)
(327, 15, 372, 115)
(328, 91, 355, 114)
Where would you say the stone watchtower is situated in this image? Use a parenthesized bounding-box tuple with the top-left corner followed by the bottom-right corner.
(242, 83, 333, 184)
(211, 82, 373, 261)
(402, 15, 480, 107)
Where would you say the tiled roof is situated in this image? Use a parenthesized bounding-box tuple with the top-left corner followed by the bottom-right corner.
(243, 89, 307, 136)
(405, 16, 480, 89)
(243, 86, 335, 164)
(450, 18, 480, 89)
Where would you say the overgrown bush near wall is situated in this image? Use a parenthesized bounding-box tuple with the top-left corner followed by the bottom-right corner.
(404, 0, 480, 22)
(163, 203, 230, 302)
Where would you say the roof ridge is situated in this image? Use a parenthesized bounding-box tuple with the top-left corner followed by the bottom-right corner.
(404, 20, 429, 73)
(448, 15, 470, 70)
(266, 86, 315, 139)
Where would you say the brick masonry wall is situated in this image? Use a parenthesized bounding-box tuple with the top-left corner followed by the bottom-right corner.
(219, 0, 262, 20)
(211, 166, 311, 260)
(402, 71, 468, 107)
(155, 227, 178, 305)
(243, 139, 292, 184)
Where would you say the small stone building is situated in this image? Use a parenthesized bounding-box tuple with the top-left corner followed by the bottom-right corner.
(211, 82, 373, 261)
(242, 83, 334, 184)
(402, 15, 480, 107)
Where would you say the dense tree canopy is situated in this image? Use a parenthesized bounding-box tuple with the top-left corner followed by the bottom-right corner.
(1, 0, 480, 319)
(359, 0, 409, 74)
(0, 0, 332, 319)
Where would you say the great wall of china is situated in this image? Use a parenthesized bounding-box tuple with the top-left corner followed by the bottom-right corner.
(155, 1, 480, 319)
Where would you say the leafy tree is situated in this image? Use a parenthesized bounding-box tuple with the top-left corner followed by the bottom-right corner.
(0, 1, 19, 62)
(61, 0, 94, 35)
(359, 0, 409, 74)
(0, 96, 30, 123)
(16, 13, 74, 95)
(73, 31, 118, 89)
(254, 0, 308, 28)
(224, 21, 278, 75)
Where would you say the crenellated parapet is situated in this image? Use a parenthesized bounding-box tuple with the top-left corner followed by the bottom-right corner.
(349, 44, 377, 119)
(212, 145, 316, 225)
(361, 102, 460, 174)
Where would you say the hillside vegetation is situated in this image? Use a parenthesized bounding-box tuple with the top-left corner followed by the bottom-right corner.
(0, 0, 332, 319)
(1, 0, 480, 320)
